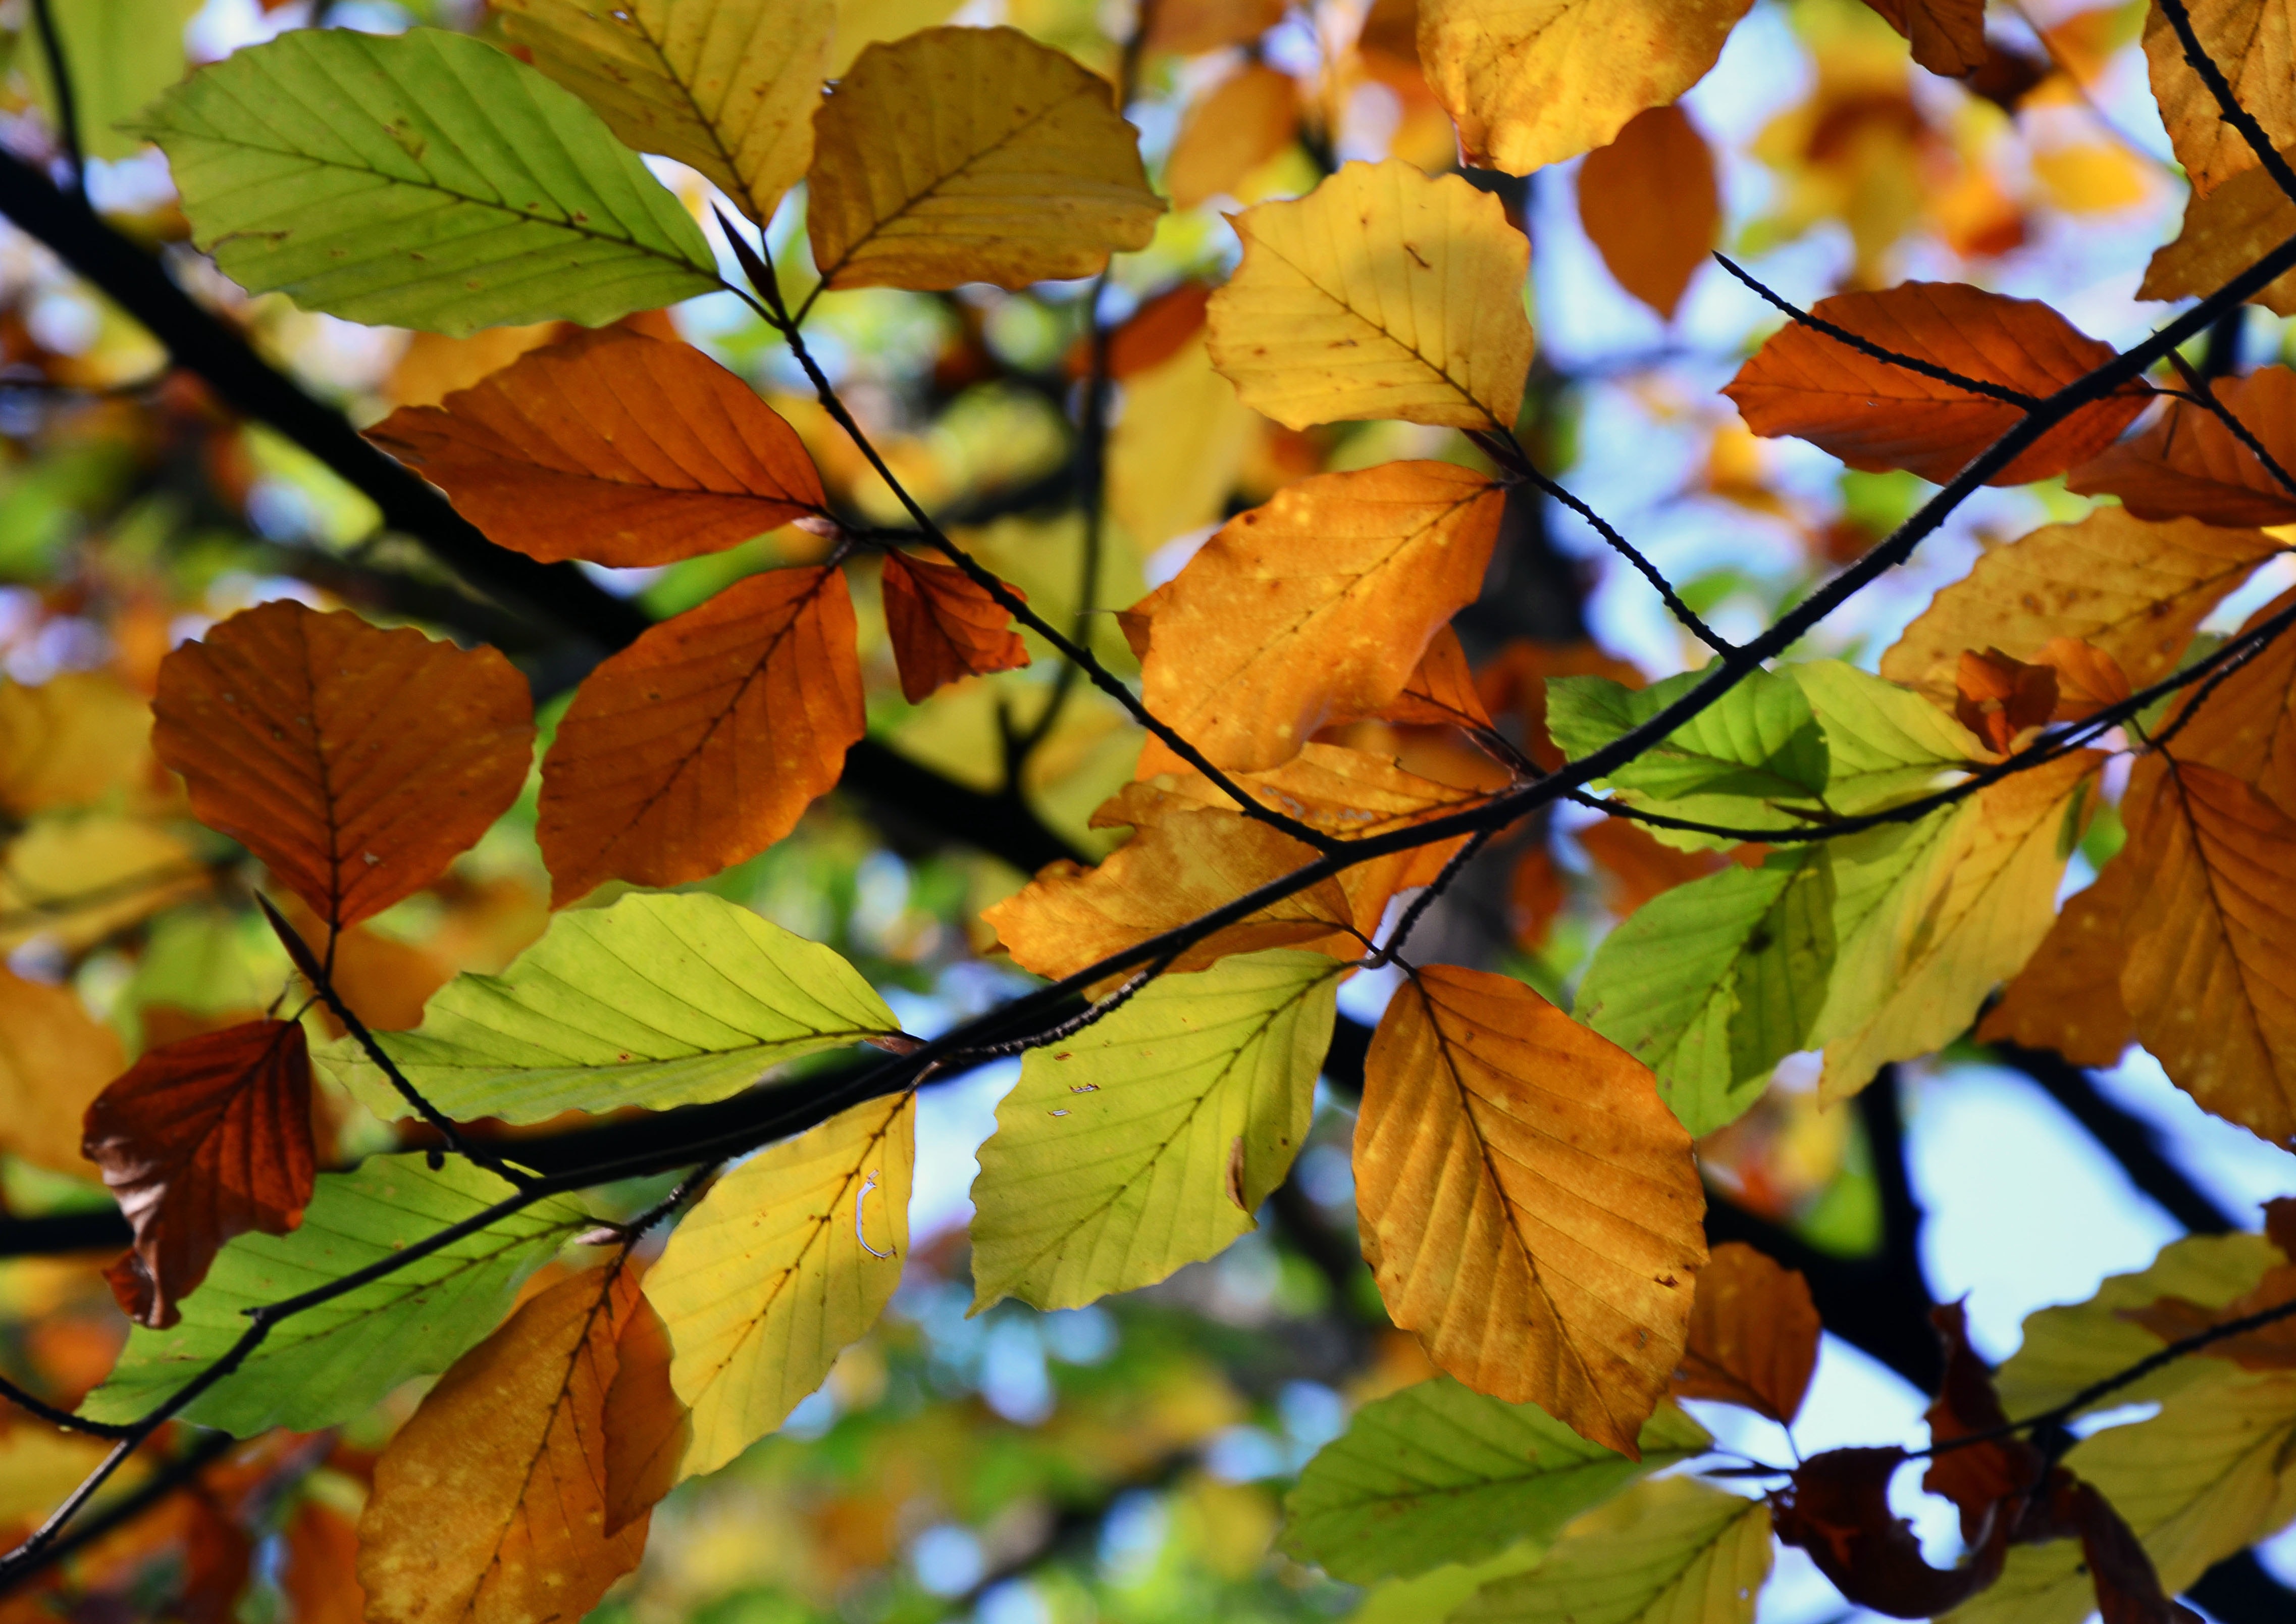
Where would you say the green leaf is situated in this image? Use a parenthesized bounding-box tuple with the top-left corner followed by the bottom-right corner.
(319, 892, 904, 1126)
(81, 1154, 584, 1435)
(1791, 658, 1984, 816)
(26, 0, 196, 162)
(1456, 1478, 1773, 1624)
(1279, 1378, 1711, 1583)
(1576, 852, 1834, 1136)
(131, 27, 719, 335)
(1547, 667, 1827, 848)
(969, 950, 1344, 1312)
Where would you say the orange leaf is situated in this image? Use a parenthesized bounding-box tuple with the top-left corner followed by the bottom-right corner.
(601, 1285, 688, 1538)
(1976, 855, 2137, 1067)
(1375, 626, 1495, 731)
(1146, 0, 1284, 53)
(1355, 966, 1706, 1455)
(82, 1019, 316, 1329)
(1577, 818, 1729, 917)
(1067, 283, 1214, 380)
(2069, 367, 2296, 527)
(1165, 65, 1298, 210)
(0, 968, 126, 1177)
(1861, 0, 1987, 76)
(1507, 845, 1566, 951)
(2157, 586, 2296, 818)
(367, 328, 826, 568)
(1722, 283, 2147, 486)
(1577, 106, 1718, 321)
(358, 1266, 651, 1624)
(878, 552, 1029, 703)
(1474, 638, 1644, 772)
(2119, 757, 2296, 1146)
(1669, 1241, 1820, 1424)
(2037, 636, 2132, 720)
(538, 567, 864, 906)
(152, 601, 534, 929)
(279, 1499, 368, 1624)
(1953, 648, 2059, 752)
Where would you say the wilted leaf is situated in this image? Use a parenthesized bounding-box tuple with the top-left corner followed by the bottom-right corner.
(0, 672, 161, 817)
(1722, 283, 2147, 486)
(0, 968, 127, 1177)
(1207, 160, 1534, 431)
(1356, 966, 1706, 1456)
(1673, 1242, 1820, 1423)
(1863, 0, 1987, 76)
(359, 1266, 650, 1624)
(538, 566, 863, 905)
(1283, 1379, 1710, 1584)
(367, 328, 827, 567)
(1578, 107, 1718, 321)
(1953, 649, 2059, 753)
(648, 1090, 913, 1479)
(971, 951, 1343, 1311)
(2141, 0, 2296, 200)
(1134, 462, 1505, 771)
(2069, 367, 2296, 526)
(322, 892, 902, 1124)
(807, 26, 1163, 290)
(879, 552, 1030, 703)
(132, 28, 719, 334)
(497, 0, 831, 225)
(82, 1019, 316, 1329)
(1774, 1447, 2006, 1616)
(153, 600, 534, 929)
(1418, 0, 1755, 173)
(1166, 65, 1298, 209)
(1976, 855, 2137, 1067)
(2155, 586, 2296, 817)
(1457, 1477, 1773, 1624)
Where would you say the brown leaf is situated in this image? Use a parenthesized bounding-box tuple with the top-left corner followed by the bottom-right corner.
(1722, 283, 2147, 486)
(2157, 586, 2296, 818)
(2069, 367, 2296, 527)
(152, 601, 534, 929)
(1771, 1447, 2009, 1617)
(358, 1266, 651, 1624)
(600, 1284, 688, 1538)
(1146, 0, 1284, 53)
(2141, 0, 2296, 201)
(1922, 1301, 2046, 1540)
(1578, 818, 1730, 917)
(538, 567, 864, 906)
(1166, 65, 1298, 210)
(368, 328, 826, 568)
(2037, 636, 2132, 721)
(1954, 648, 2059, 753)
(1355, 965, 1706, 1456)
(1670, 1241, 1820, 1424)
(278, 1499, 367, 1624)
(2137, 157, 2296, 318)
(879, 551, 1030, 703)
(1578, 106, 1719, 320)
(2120, 1261, 2296, 1371)
(2059, 1477, 2204, 1624)
(82, 1019, 316, 1329)
(1474, 638, 1644, 772)
(0, 968, 125, 1177)
(1507, 845, 1566, 951)
(1861, 0, 1987, 76)
(2119, 756, 2296, 1146)
(1976, 854, 2138, 1067)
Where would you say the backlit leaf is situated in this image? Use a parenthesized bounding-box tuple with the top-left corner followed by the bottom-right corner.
(1578, 107, 1718, 321)
(648, 1089, 914, 1479)
(0, 671, 162, 817)
(358, 1266, 650, 1624)
(496, 0, 832, 225)
(1456, 1477, 1772, 1624)
(2155, 586, 2296, 817)
(1790, 658, 1987, 815)
(879, 552, 1030, 703)
(367, 328, 827, 568)
(2140, 162, 2296, 319)
(806, 26, 1163, 290)
(1418, 0, 1755, 174)
(321, 892, 902, 1125)
(1166, 65, 1299, 210)
(131, 28, 719, 335)
(0, 967, 126, 1177)
(1206, 160, 1534, 432)
(82, 1019, 316, 1329)
(1953, 648, 2059, 754)
(1862, 0, 1987, 76)
(1721, 283, 2147, 485)
(152, 600, 534, 929)
(1975, 855, 2137, 1067)
(1356, 965, 1706, 1456)
(2141, 0, 2296, 200)
(1669, 1242, 1819, 1424)
(0, 815, 209, 953)
(1280, 1379, 1711, 1583)
(2069, 366, 2296, 526)
(82, 1154, 587, 1435)
(969, 951, 1344, 1312)
(23, 0, 192, 163)
(538, 566, 864, 906)
(601, 1287, 687, 1536)
(1134, 461, 1505, 771)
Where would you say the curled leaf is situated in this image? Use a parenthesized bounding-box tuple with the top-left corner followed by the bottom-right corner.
(879, 552, 1030, 703)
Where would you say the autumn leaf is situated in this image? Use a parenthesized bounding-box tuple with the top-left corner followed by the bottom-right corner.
(1578, 107, 1719, 321)
(2037, 636, 2132, 721)
(367, 328, 827, 568)
(1773, 1447, 2008, 1615)
(1146, 0, 1285, 53)
(2118, 756, 2296, 1146)
(2141, 0, 2296, 200)
(2153, 586, 2296, 817)
(806, 27, 1163, 290)
(1457, 1477, 1773, 1624)
(1417, 0, 1756, 173)
(1379, 625, 1499, 732)
(1475, 638, 1645, 773)
(0, 968, 126, 1178)
(878, 551, 1030, 703)
(359, 1265, 650, 1624)
(1207, 160, 1534, 432)
(82, 1019, 316, 1329)
(1721, 282, 2147, 485)
(0, 815, 210, 954)
(0, 671, 163, 818)
(1671, 1242, 1820, 1423)
(2121, 1260, 2296, 1372)
(600, 1287, 687, 1537)
(1133, 461, 1505, 771)
(1355, 965, 1706, 1456)
(1577, 819, 1728, 916)
(2069, 366, 2296, 527)
(1166, 65, 1299, 210)
(279, 1499, 367, 1624)
(1108, 326, 1263, 552)
(152, 600, 534, 930)
(1975, 854, 2138, 1068)
(2139, 161, 2296, 319)
(1862, 0, 1987, 77)
(538, 566, 863, 906)
(1953, 648, 2059, 753)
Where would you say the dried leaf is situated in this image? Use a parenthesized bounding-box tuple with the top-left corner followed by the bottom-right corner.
(878, 552, 1030, 703)
(1976, 855, 2138, 1067)
(1355, 965, 1706, 1456)
(1953, 649, 2059, 753)
(1862, 0, 1987, 76)
(1578, 107, 1718, 321)
(2069, 367, 2296, 527)
(2057, 1477, 2205, 1624)
(1922, 1301, 2048, 1540)
(1772, 1447, 2007, 1617)
(1671, 1242, 1820, 1424)
(367, 328, 827, 568)
(152, 601, 534, 929)
(0, 968, 126, 1177)
(82, 1020, 316, 1329)
(806, 26, 1163, 290)
(2141, 0, 2296, 200)
(1166, 65, 1298, 209)
(538, 566, 863, 906)
(1722, 283, 2147, 486)
(2156, 586, 2296, 818)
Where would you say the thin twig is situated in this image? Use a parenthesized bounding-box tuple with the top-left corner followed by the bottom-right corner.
(1518, 463, 1734, 656)
(2153, 0, 2296, 205)
(1369, 826, 1496, 966)
(2161, 351, 2296, 499)
(0, 1375, 132, 1439)
(951, 963, 1164, 1062)
(28, 0, 81, 195)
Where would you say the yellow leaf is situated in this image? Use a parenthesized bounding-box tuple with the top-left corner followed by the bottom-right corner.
(0, 968, 124, 1176)
(1356, 965, 1706, 1456)
(647, 1090, 913, 1480)
(0, 815, 210, 953)
(1165, 65, 1298, 210)
(2030, 142, 2150, 214)
(1134, 461, 1506, 771)
(806, 27, 1163, 291)
(0, 672, 160, 818)
(1207, 159, 1534, 431)
(2138, 159, 2296, 318)
(1107, 331, 1260, 553)
(1418, 0, 1755, 174)
(497, 0, 831, 225)
(2141, 0, 2296, 201)
(830, 0, 961, 74)
(1577, 106, 1719, 321)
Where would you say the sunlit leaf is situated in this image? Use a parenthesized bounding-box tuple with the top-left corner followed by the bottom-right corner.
(601, 1287, 687, 1536)
(1456, 1477, 1772, 1624)
(2155, 586, 2296, 818)
(0, 967, 126, 1178)
(1790, 658, 1986, 813)
(878, 552, 1030, 703)
(2141, 0, 2296, 200)
(1578, 107, 1718, 321)
(1166, 65, 1298, 209)
(23, 0, 192, 163)
(0, 816, 211, 954)
(1975, 855, 2137, 1067)
(2070, 367, 2296, 527)
(0, 672, 162, 818)
(1671, 1242, 1820, 1424)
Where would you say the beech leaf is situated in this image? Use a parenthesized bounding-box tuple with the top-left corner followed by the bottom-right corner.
(2154, 585, 2296, 819)
(1773, 1448, 2006, 1617)
(2069, 366, 2296, 527)
(879, 552, 1031, 703)
(1165, 65, 1299, 210)
(1975, 855, 2138, 1068)
(1456, 1477, 1773, 1624)
(1671, 1242, 1820, 1424)
(2141, 0, 2296, 200)
(0, 967, 126, 1178)
(601, 1286, 688, 1537)
(2139, 160, 2296, 319)
(1862, 0, 1988, 76)
(1578, 107, 1719, 321)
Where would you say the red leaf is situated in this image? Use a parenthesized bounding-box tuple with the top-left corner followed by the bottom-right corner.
(879, 552, 1030, 702)
(2061, 1478, 2202, 1624)
(1922, 1301, 2045, 1540)
(82, 1020, 316, 1328)
(1771, 1447, 2009, 1617)
(1953, 648, 2058, 753)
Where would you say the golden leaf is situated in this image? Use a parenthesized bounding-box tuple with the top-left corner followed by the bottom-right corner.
(0, 968, 124, 1176)
(2141, 0, 2296, 200)
(1166, 65, 1298, 210)
(1578, 106, 1719, 321)
(2158, 587, 2296, 818)
(2138, 158, 2296, 319)
(1975, 855, 2138, 1068)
